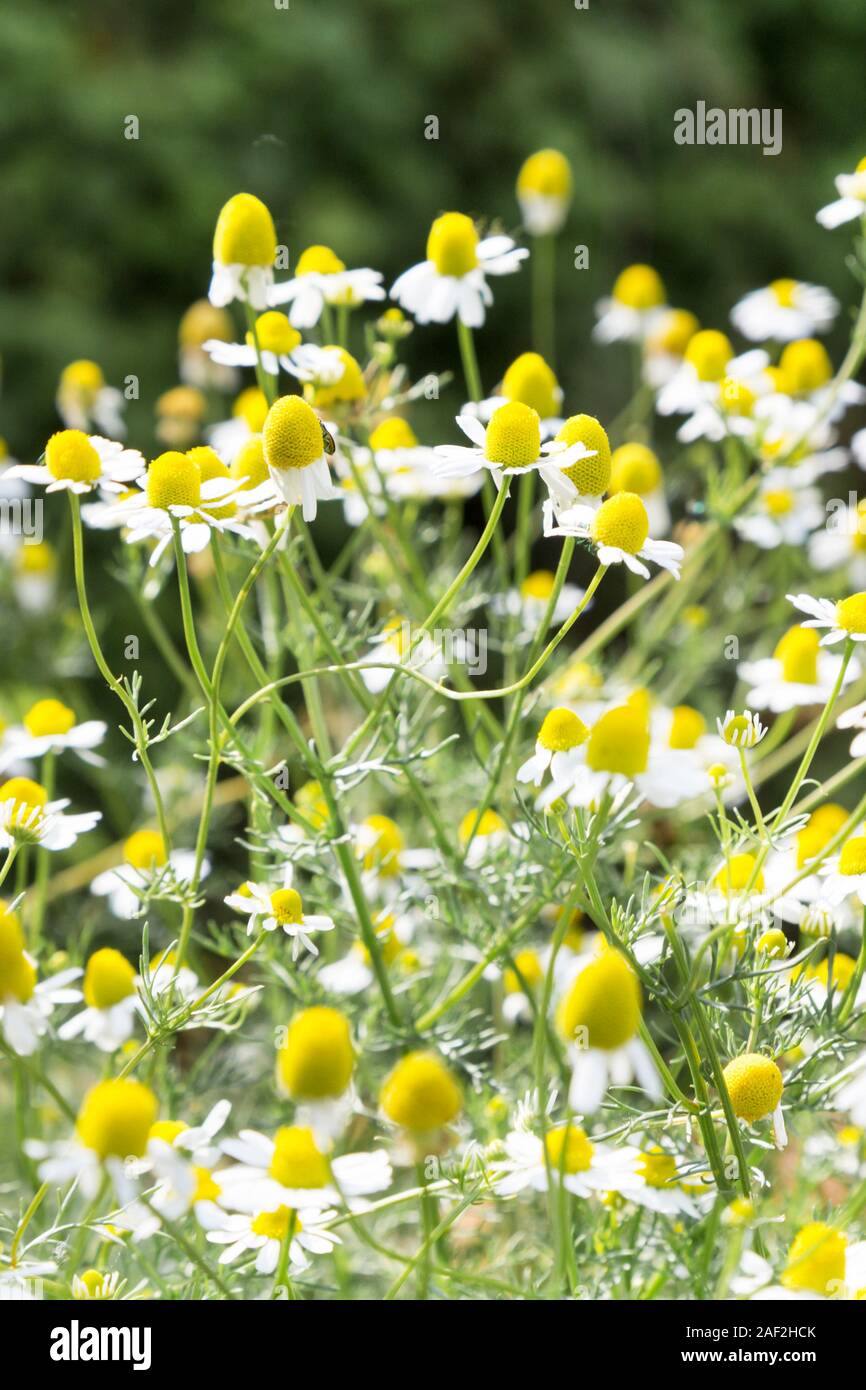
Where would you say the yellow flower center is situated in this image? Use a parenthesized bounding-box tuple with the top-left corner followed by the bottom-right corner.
(770, 278, 798, 307)
(722, 1053, 782, 1123)
(361, 814, 405, 876)
(193, 1166, 222, 1203)
(263, 395, 325, 472)
(426, 213, 479, 277)
(637, 1148, 677, 1188)
(24, 698, 76, 738)
(75, 1269, 109, 1298)
(719, 378, 755, 416)
(591, 492, 650, 556)
(179, 300, 233, 349)
(369, 417, 419, 451)
(501, 352, 561, 419)
(296, 245, 346, 277)
(610, 442, 661, 496)
(503, 948, 544, 995)
(157, 385, 207, 421)
(268, 1126, 330, 1189)
(586, 704, 650, 777)
(187, 445, 236, 518)
(0, 777, 48, 831)
(840, 836, 866, 876)
(646, 308, 699, 357)
(252, 1206, 297, 1240)
(0, 901, 35, 1003)
(380, 1051, 462, 1131)
(781, 1222, 846, 1296)
(555, 414, 611, 495)
(233, 386, 269, 432)
(278, 1005, 354, 1100)
(483, 402, 542, 470)
(295, 779, 330, 831)
(779, 338, 832, 394)
(60, 359, 104, 397)
(520, 570, 556, 601)
(836, 592, 866, 635)
(537, 706, 589, 752)
(306, 346, 366, 408)
(544, 1123, 594, 1174)
(269, 887, 304, 925)
(15, 541, 56, 575)
(76, 1080, 158, 1160)
(756, 928, 788, 958)
(684, 330, 733, 382)
(212, 192, 276, 268)
(150, 1119, 188, 1145)
(558, 948, 642, 1050)
(45, 430, 102, 485)
(612, 263, 665, 310)
(763, 488, 794, 517)
(669, 705, 706, 750)
(83, 948, 136, 1010)
(230, 437, 269, 490)
(713, 852, 764, 894)
(123, 829, 167, 871)
(808, 953, 856, 992)
(244, 310, 301, 356)
(517, 148, 572, 200)
(458, 807, 506, 843)
(146, 452, 201, 510)
(773, 624, 820, 684)
(796, 803, 849, 867)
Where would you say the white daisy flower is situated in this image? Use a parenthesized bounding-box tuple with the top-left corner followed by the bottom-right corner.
(738, 623, 859, 712)
(592, 263, 668, 344)
(516, 148, 572, 236)
(491, 1124, 643, 1198)
(202, 309, 303, 376)
(675, 349, 773, 444)
(0, 776, 101, 852)
(391, 212, 527, 328)
(558, 947, 661, 1113)
(717, 708, 767, 749)
(491, 570, 586, 635)
(733, 1228, 866, 1300)
(91, 831, 209, 922)
(354, 813, 439, 887)
(0, 904, 82, 1055)
(565, 700, 708, 811)
(655, 328, 736, 417)
(106, 449, 255, 566)
(270, 243, 384, 326)
(208, 193, 277, 311)
(608, 442, 671, 536)
(56, 359, 127, 438)
(734, 478, 824, 551)
(435, 404, 586, 507)
(543, 493, 684, 581)
(133, 1100, 233, 1228)
(774, 337, 865, 420)
(28, 1078, 158, 1200)
(461, 350, 565, 440)
(622, 1147, 701, 1217)
(730, 279, 838, 342)
(219, 1125, 392, 1213)
(260, 394, 340, 522)
(0, 699, 106, 774)
(641, 307, 700, 388)
(820, 834, 866, 906)
(809, 500, 866, 585)
(207, 1205, 339, 1275)
(516, 706, 589, 789)
(816, 155, 866, 229)
(4, 430, 144, 496)
(787, 590, 866, 646)
(58, 948, 141, 1053)
(224, 870, 335, 960)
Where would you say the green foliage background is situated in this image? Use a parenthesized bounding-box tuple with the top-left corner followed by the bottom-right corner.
(2, 0, 866, 455)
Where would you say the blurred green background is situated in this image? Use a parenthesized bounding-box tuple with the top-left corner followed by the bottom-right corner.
(2, 0, 866, 455)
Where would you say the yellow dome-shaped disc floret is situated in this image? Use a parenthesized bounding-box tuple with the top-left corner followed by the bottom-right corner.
(251, 1206, 297, 1241)
(636, 1147, 678, 1188)
(756, 928, 788, 959)
(245, 310, 301, 356)
(426, 213, 479, 277)
(612, 264, 665, 310)
(59, 360, 104, 397)
(212, 193, 276, 268)
(149, 1119, 188, 1145)
(369, 417, 419, 451)
(809, 953, 857, 992)
(503, 948, 544, 995)
(713, 852, 764, 894)
(23, 699, 76, 739)
(83, 948, 136, 1010)
(840, 836, 866, 876)
(186, 446, 236, 519)
(668, 705, 706, 750)
(554, 414, 611, 495)
(268, 1125, 330, 1189)
(836, 592, 866, 636)
(269, 887, 304, 925)
(796, 803, 849, 868)
(156, 385, 207, 426)
(233, 386, 269, 433)
(76, 1079, 158, 1160)
(0, 777, 49, 831)
(773, 625, 819, 685)
(263, 395, 325, 473)
(295, 245, 347, 277)
(544, 1122, 594, 1174)
(517, 149, 572, 201)
(537, 707, 589, 752)
(0, 900, 36, 1002)
(458, 807, 506, 844)
(360, 814, 405, 877)
(500, 352, 561, 419)
(722, 1053, 783, 1124)
(307, 346, 366, 409)
(179, 300, 233, 349)
(483, 402, 542, 470)
(123, 829, 167, 871)
(719, 378, 756, 417)
(779, 338, 833, 395)
(230, 437, 269, 490)
(44, 430, 102, 486)
(781, 1222, 846, 1296)
(609, 442, 662, 497)
(520, 570, 556, 601)
(277, 1005, 354, 1100)
(770, 278, 798, 307)
(646, 308, 700, 357)
(684, 330, 733, 383)
(558, 948, 642, 1050)
(380, 1050, 462, 1131)
(591, 492, 650, 555)
(586, 704, 650, 777)
(146, 452, 201, 511)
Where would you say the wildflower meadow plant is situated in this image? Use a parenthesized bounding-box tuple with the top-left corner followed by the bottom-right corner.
(5, 148, 866, 1311)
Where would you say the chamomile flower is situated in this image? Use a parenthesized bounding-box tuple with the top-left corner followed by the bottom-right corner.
(110, 449, 254, 566)
(12, 539, 58, 613)
(355, 814, 438, 886)
(723, 1052, 787, 1148)
(0, 699, 106, 773)
(391, 212, 527, 328)
(137, 1100, 232, 1226)
(734, 1223, 866, 1300)
(624, 1147, 700, 1217)
(730, 279, 838, 342)
(270, 244, 384, 326)
(207, 1205, 339, 1275)
(4, 430, 145, 495)
(717, 709, 767, 749)
(56, 360, 126, 437)
(0, 902, 82, 1055)
(734, 477, 824, 550)
(608, 442, 670, 535)
(817, 154, 866, 229)
(261, 393, 340, 521)
(58, 948, 141, 1052)
(435, 403, 590, 504)
(224, 874, 335, 959)
(462, 352, 565, 439)
(641, 307, 700, 388)
(738, 623, 859, 712)
(516, 706, 589, 789)
(593, 264, 668, 344)
(656, 328, 735, 417)
(457, 806, 512, 864)
(380, 1051, 463, 1148)
(557, 947, 660, 1113)
(762, 804, 851, 921)
(820, 834, 866, 906)
(543, 492, 684, 580)
(491, 1123, 642, 1198)
(358, 614, 447, 694)
(490, 569, 586, 635)
(0, 776, 101, 851)
(155, 384, 208, 449)
(178, 299, 238, 390)
(676, 350, 773, 444)
(208, 192, 277, 311)
(90, 830, 208, 921)
(567, 697, 709, 810)
(220, 1125, 392, 1212)
(516, 148, 572, 236)
(319, 912, 415, 1000)
(202, 309, 303, 375)
(787, 590, 866, 645)
(206, 385, 269, 463)
(809, 499, 866, 585)
(30, 1078, 159, 1198)
(276, 1005, 355, 1140)
(775, 337, 865, 418)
